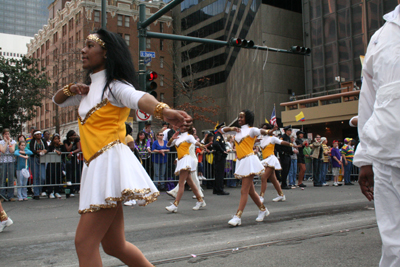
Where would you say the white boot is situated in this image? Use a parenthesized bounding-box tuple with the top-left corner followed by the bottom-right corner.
(228, 215, 241, 226)
(165, 203, 178, 213)
(193, 200, 206, 210)
(255, 208, 270, 222)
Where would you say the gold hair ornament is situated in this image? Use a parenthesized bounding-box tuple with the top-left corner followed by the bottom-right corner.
(86, 34, 106, 49)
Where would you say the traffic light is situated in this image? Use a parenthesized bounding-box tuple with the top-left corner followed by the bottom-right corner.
(290, 46, 311, 55)
(146, 70, 158, 98)
(229, 38, 255, 48)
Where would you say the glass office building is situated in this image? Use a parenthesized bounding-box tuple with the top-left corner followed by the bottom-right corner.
(0, 0, 54, 37)
(303, 0, 400, 93)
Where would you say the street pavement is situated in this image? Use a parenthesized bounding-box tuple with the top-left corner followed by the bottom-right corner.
(0, 180, 381, 266)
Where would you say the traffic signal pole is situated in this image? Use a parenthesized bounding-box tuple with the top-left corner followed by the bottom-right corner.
(137, 0, 309, 130)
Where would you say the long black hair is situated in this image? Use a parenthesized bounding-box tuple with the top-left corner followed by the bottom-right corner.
(85, 29, 140, 99)
(135, 131, 148, 145)
(65, 130, 76, 145)
(242, 109, 254, 127)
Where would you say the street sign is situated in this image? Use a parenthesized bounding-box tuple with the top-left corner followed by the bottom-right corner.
(140, 51, 156, 58)
(136, 109, 152, 121)
(144, 57, 152, 64)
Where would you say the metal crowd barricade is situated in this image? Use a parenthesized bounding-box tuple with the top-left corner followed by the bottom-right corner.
(301, 156, 359, 181)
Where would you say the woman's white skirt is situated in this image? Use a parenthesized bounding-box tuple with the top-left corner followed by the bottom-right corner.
(174, 155, 197, 175)
(260, 155, 282, 170)
(78, 144, 159, 214)
(234, 154, 265, 179)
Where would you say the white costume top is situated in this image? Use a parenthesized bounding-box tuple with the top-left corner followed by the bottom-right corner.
(222, 124, 264, 178)
(53, 70, 158, 213)
(354, 6, 400, 168)
(168, 132, 197, 175)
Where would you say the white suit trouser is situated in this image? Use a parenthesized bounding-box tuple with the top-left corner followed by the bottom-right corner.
(169, 170, 204, 198)
(373, 162, 400, 267)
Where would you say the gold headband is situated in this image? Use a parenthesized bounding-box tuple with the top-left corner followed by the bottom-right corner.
(86, 34, 106, 49)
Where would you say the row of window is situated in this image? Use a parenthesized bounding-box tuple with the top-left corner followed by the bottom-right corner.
(1, 52, 25, 57)
(181, 0, 226, 31)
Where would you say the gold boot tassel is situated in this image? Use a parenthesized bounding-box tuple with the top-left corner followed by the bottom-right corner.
(173, 200, 179, 207)
(0, 210, 8, 222)
(260, 192, 264, 197)
(259, 204, 266, 211)
(196, 196, 203, 202)
(236, 210, 243, 218)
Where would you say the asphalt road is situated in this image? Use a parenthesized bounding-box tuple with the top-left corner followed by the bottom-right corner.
(0, 180, 381, 266)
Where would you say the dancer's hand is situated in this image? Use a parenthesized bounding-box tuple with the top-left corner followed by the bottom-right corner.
(163, 109, 192, 128)
(171, 131, 180, 140)
(70, 83, 90, 95)
(359, 165, 374, 201)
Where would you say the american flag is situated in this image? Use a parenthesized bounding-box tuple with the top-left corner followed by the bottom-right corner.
(270, 106, 277, 126)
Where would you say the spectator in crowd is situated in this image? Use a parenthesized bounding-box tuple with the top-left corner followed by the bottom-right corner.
(14, 140, 33, 201)
(26, 126, 36, 146)
(143, 121, 155, 143)
(277, 126, 293, 190)
(152, 131, 170, 190)
(161, 122, 168, 132)
(135, 131, 152, 176)
(15, 135, 26, 150)
(203, 132, 215, 189)
(288, 136, 299, 189)
(295, 131, 307, 187)
(0, 128, 17, 201)
(341, 138, 354, 185)
(63, 130, 81, 196)
(162, 123, 172, 142)
(310, 134, 323, 187)
(43, 130, 51, 146)
(320, 137, 330, 186)
(225, 135, 237, 188)
(330, 140, 342, 186)
(303, 142, 312, 180)
(196, 143, 206, 181)
(29, 130, 48, 200)
(46, 134, 65, 199)
(213, 122, 229, 195)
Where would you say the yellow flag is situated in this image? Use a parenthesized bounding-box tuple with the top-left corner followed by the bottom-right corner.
(214, 121, 219, 130)
(265, 118, 269, 124)
(295, 111, 305, 122)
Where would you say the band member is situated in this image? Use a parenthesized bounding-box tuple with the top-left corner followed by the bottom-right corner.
(213, 122, 230, 195)
(220, 110, 272, 226)
(277, 125, 293, 189)
(53, 29, 192, 266)
(165, 126, 206, 213)
(259, 124, 295, 202)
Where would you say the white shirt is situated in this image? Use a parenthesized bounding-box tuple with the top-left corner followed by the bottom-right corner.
(259, 135, 282, 149)
(53, 70, 146, 119)
(168, 132, 196, 147)
(221, 124, 261, 143)
(354, 5, 400, 168)
(162, 128, 171, 142)
(0, 139, 16, 163)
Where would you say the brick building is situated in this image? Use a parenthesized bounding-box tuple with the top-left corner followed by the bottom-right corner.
(26, 0, 174, 138)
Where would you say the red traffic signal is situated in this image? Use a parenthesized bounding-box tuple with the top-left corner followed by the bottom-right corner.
(147, 71, 158, 81)
(146, 70, 158, 92)
(290, 46, 311, 55)
(230, 38, 254, 48)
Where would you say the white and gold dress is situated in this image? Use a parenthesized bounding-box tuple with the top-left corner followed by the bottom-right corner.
(53, 70, 159, 214)
(222, 124, 264, 178)
(168, 132, 197, 175)
(260, 135, 283, 170)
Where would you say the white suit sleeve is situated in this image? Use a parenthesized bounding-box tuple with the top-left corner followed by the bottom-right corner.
(250, 127, 261, 138)
(221, 128, 236, 135)
(353, 44, 376, 167)
(272, 136, 283, 145)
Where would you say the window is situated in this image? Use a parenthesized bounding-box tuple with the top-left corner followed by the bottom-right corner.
(146, 39, 151, 49)
(125, 16, 129, 27)
(41, 44, 44, 54)
(117, 15, 123, 26)
(160, 93, 164, 102)
(160, 39, 164, 51)
(124, 34, 130, 46)
(69, 18, 74, 31)
(94, 11, 100, 22)
(46, 40, 50, 50)
(160, 57, 164, 68)
(62, 24, 67, 36)
(160, 22, 164, 32)
(76, 12, 80, 25)
(160, 75, 164, 86)
(53, 32, 58, 43)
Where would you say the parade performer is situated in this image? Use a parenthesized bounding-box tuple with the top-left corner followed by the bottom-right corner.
(220, 110, 271, 226)
(354, 5, 400, 266)
(165, 126, 206, 213)
(53, 29, 192, 267)
(259, 124, 295, 203)
(0, 202, 13, 232)
(165, 141, 205, 200)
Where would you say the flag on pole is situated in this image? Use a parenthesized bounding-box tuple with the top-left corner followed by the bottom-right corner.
(295, 111, 305, 122)
(270, 106, 277, 126)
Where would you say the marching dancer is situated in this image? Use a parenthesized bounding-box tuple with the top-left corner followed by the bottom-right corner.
(53, 29, 191, 267)
(220, 110, 272, 226)
(165, 126, 206, 213)
(0, 202, 13, 232)
(259, 123, 296, 203)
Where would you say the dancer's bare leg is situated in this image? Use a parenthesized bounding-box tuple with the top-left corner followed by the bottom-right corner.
(237, 176, 254, 211)
(75, 203, 152, 267)
(249, 182, 263, 207)
(186, 174, 203, 200)
(297, 163, 306, 185)
(175, 170, 189, 204)
(269, 171, 284, 196)
(260, 168, 274, 197)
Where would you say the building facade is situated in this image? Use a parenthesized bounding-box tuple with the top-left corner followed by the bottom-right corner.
(303, 0, 400, 93)
(0, 33, 32, 59)
(26, 0, 174, 138)
(0, 0, 54, 37)
(173, 0, 305, 130)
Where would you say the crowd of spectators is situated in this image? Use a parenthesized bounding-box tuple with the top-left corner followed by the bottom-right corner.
(0, 122, 358, 202)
